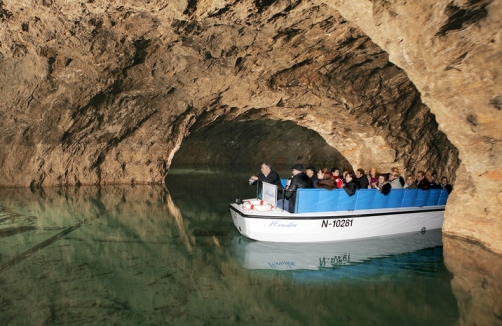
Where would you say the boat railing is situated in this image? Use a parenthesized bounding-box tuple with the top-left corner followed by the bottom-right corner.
(294, 188, 449, 213)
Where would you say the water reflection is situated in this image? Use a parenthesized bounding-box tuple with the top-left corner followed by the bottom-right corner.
(232, 229, 443, 273)
(0, 169, 495, 325)
(443, 236, 502, 326)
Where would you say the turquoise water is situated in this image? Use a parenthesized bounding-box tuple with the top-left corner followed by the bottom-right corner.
(0, 167, 490, 325)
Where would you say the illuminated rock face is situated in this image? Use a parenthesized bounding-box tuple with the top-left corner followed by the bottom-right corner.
(0, 1, 500, 251)
(330, 0, 502, 253)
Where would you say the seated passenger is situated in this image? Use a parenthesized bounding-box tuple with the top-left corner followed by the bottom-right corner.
(416, 171, 429, 190)
(404, 174, 418, 189)
(281, 164, 314, 213)
(342, 171, 357, 196)
(367, 167, 378, 186)
(425, 170, 440, 188)
(341, 168, 350, 184)
(371, 175, 391, 195)
(440, 176, 453, 194)
(432, 172, 440, 186)
(330, 167, 343, 189)
(384, 167, 405, 187)
(315, 168, 336, 190)
(355, 168, 369, 189)
(388, 170, 403, 189)
(306, 165, 318, 186)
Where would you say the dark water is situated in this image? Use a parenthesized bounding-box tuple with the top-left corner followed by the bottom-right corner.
(0, 167, 499, 325)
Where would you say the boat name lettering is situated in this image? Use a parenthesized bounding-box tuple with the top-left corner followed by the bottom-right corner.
(319, 254, 351, 267)
(321, 219, 354, 228)
(267, 261, 296, 269)
(268, 221, 298, 228)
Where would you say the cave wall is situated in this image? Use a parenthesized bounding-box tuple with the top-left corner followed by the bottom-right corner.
(0, 0, 499, 252)
(0, 0, 457, 184)
(328, 0, 502, 252)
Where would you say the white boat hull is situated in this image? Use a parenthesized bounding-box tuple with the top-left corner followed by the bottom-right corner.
(229, 201, 444, 243)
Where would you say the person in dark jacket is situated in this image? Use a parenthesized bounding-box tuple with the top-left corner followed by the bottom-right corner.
(249, 163, 283, 198)
(416, 171, 429, 190)
(425, 170, 441, 189)
(283, 164, 313, 213)
(343, 171, 358, 196)
(305, 165, 318, 186)
(355, 168, 369, 189)
(249, 163, 283, 187)
(440, 176, 453, 194)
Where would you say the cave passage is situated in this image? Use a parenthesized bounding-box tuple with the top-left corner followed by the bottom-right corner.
(171, 119, 352, 172)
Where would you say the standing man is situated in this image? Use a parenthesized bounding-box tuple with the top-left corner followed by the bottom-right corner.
(249, 162, 283, 187)
(283, 164, 313, 213)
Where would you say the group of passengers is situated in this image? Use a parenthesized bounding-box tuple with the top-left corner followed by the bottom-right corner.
(249, 163, 453, 213)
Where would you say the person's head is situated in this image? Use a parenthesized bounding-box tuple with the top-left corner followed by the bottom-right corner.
(441, 176, 448, 185)
(406, 174, 414, 185)
(260, 163, 271, 176)
(378, 175, 386, 184)
(317, 167, 330, 179)
(331, 167, 340, 177)
(345, 171, 354, 182)
(356, 168, 365, 178)
(416, 171, 425, 181)
(306, 166, 316, 178)
(342, 168, 349, 178)
(369, 167, 377, 176)
(425, 170, 433, 181)
(291, 164, 304, 176)
(389, 168, 400, 181)
(432, 172, 438, 181)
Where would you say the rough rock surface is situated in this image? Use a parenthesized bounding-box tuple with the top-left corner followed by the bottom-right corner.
(0, 1, 500, 252)
(330, 0, 502, 253)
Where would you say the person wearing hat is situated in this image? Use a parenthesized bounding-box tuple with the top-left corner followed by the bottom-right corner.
(281, 164, 313, 213)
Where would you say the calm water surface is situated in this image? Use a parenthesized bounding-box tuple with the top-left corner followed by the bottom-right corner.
(0, 167, 499, 325)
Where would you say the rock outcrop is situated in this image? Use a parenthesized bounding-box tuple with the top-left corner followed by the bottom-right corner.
(0, 1, 500, 252)
(330, 0, 502, 253)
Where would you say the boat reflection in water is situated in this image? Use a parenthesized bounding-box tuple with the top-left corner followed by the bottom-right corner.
(232, 229, 444, 281)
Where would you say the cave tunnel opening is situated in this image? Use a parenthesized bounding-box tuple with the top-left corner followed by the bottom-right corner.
(169, 111, 460, 186)
(170, 119, 352, 176)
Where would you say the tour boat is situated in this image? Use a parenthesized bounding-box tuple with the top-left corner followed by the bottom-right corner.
(229, 181, 449, 243)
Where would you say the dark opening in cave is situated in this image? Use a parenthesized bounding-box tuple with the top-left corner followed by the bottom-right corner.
(171, 119, 352, 172)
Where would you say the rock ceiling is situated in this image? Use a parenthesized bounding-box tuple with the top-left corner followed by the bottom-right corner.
(0, 0, 500, 252)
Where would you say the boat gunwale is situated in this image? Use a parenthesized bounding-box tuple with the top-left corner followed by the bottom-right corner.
(229, 203, 446, 220)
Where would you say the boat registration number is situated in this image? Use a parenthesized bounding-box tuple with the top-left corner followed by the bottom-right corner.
(321, 219, 353, 228)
